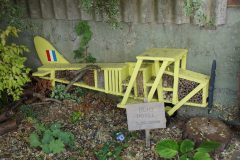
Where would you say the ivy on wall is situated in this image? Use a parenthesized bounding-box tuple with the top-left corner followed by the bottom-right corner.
(79, 0, 120, 28)
(183, 0, 215, 27)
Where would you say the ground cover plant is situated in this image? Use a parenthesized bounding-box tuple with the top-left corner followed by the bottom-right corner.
(29, 122, 75, 154)
(155, 139, 221, 160)
(51, 84, 84, 103)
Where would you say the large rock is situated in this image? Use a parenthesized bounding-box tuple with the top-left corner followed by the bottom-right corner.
(184, 117, 232, 150)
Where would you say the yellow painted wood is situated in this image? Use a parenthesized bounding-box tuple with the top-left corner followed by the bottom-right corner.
(32, 70, 51, 76)
(94, 70, 98, 88)
(33, 43, 210, 111)
(109, 70, 112, 92)
(119, 59, 143, 108)
(181, 54, 187, 69)
(137, 48, 188, 61)
(202, 84, 208, 105)
(119, 71, 123, 93)
(112, 70, 116, 93)
(154, 60, 163, 102)
(115, 70, 119, 93)
(104, 70, 109, 93)
(172, 60, 180, 104)
(50, 70, 55, 87)
(164, 69, 209, 84)
(147, 61, 168, 102)
(34, 36, 70, 64)
(167, 82, 206, 116)
(38, 63, 127, 71)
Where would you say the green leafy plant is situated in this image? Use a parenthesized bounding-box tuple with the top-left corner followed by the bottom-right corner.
(20, 104, 38, 119)
(74, 21, 96, 63)
(155, 139, 221, 160)
(95, 141, 127, 160)
(0, 26, 30, 102)
(51, 84, 81, 103)
(70, 111, 84, 124)
(95, 130, 136, 160)
(73, 87, 86, 97)
(29, 122, 75, 154)
(80, 0, 120, 28)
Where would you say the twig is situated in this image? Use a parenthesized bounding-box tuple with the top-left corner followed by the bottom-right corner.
(33, 93, 62, 104)
(65, 65, 100, 92)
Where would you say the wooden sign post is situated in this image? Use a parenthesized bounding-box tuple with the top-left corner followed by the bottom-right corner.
(126, 102, 166, 147)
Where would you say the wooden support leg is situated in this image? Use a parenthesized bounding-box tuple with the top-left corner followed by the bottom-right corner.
(119, 60, 143, 108)
(147, 61, 168, 102)
(167, 83, 206, 116)
(172, 60, 180, 104)
(154, 60, 163, 102)
(181, 54, 187, 69)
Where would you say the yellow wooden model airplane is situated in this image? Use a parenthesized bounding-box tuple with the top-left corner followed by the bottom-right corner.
(33, 36, 210, 116)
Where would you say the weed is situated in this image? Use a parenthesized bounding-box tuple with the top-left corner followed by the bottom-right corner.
(29, 122, 75, 154)
(20, 104, 38, 119)
(70, 111, 84, 124)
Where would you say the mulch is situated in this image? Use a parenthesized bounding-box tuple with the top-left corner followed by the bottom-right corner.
(0, 91, 239, 160)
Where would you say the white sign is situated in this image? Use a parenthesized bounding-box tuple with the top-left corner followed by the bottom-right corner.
(126, 102, 166, 131)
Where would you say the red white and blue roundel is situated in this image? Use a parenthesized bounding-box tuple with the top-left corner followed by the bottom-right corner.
(46, 50, 57, 62)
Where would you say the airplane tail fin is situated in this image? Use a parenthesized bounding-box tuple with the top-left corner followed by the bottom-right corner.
(34, 36, 70, 65)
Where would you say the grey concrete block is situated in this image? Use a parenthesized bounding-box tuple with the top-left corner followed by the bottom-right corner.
(16, 0, 29, 18)
(139, 0, 155, 23)
(80, 9, 93, 21)
(66, 0, 81, 20)
(40, 0, 54, 19)
(27, 0, 42, 18)
(53, 0, 67, 19)
(79, 3, 93, 20)
(174, 0, 190, 24)
(121, 0, 139, 23)
(94, 11, 103, 22)
(215, 0, 227, 25)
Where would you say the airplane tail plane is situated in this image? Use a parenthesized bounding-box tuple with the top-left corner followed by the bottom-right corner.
(34, 36, 70, 65)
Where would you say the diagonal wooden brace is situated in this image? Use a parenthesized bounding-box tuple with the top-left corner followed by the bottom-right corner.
(147, 61, 168, 102)
(167, 82, 207, 116)
(119, 59, 143, 107)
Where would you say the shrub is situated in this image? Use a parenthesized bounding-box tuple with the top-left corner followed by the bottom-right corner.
(0, 26, 30, 102)
(73, 21, 96, 63)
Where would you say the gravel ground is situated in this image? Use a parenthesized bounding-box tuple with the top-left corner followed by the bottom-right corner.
(0, 92, 239, 160)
